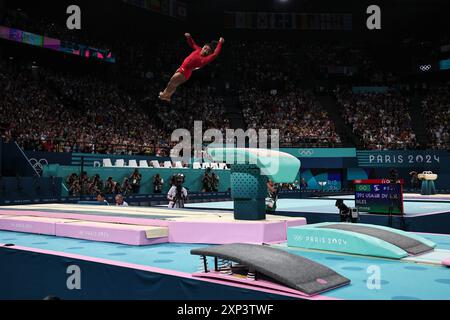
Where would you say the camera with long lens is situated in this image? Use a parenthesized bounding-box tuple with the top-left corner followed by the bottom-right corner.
(335, 199, 358, 223)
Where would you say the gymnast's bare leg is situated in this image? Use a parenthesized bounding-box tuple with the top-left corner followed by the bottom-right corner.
(159, 72, 187, 102)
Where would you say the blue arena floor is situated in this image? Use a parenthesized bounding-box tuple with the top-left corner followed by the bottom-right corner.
(1, 230, 450, 300)
(185, 199, 450, 216)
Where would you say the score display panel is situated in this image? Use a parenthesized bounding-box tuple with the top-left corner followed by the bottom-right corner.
(354, 179, 404, 215)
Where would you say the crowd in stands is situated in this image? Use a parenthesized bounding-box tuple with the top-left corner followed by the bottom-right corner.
(1, 9, 229, 155)
(0, 60, 172, 155)
(226, 40, 342, 147)
(301, 43, 392, 84)
(337, 89, 418, 150)
(0, 32, 229, 154)
(231, 41, 304, 88)
(241, 88, 342, 147)
(2, 8, 450, 153)
(421, 83, 450, 150)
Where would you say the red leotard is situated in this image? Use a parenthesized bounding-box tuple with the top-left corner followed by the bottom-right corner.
(177, 37, 223, 80)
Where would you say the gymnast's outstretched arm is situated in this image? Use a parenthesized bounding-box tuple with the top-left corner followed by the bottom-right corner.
(185, 33, 200, 50)
(203, 37, 225, 63)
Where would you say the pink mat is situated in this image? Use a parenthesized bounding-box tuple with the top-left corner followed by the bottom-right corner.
(55, 222, 168, 246)
(168, 218, 306, 244)
(0, 210, 307, 245)
(0, 215, 168, 246)
(0, 216, 74, 235)
(443, 258, 450, 267)
(1, 210, 170, 227)
(193, 271, 309, 297)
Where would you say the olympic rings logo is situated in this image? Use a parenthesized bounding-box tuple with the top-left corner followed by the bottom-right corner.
(29, 158, 49, 171)
(419, 65, 431, 72)
(298, 149, 314, 157)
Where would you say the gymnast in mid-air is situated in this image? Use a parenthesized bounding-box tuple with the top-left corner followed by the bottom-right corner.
(159, 33, 225, 102)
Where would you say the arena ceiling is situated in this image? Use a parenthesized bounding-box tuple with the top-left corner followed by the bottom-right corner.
(3, 0, 449, 43)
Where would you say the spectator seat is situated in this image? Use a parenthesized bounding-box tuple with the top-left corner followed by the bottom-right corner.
(193, 162, 202, 170)
(164, 161, 173, 169)
(174, 161, 184, 169)
(139, 160, 149, 168)
(210, 163, 219, 170)
(103, 159, 113, 168)
(202, 162, 211, 169)
(150, 160, 161, 168)
(115, 159, 125, 168)
(128, 160, 138, 168)
(218, 163, 228, 170)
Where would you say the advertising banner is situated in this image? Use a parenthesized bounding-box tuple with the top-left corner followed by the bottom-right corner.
(0, 25, 115, 63)
(357, 150, 448, 168)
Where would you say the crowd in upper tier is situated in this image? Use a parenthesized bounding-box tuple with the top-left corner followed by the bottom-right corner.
(421, 83, 450, 150)
(337, 90, 418, 150)
(241, 88, 342, 147)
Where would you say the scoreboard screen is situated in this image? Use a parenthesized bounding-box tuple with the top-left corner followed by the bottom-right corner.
(354, 179, 404, 215)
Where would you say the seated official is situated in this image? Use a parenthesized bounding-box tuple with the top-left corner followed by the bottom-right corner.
(96, 193, 109, 206)
(266, 179, 278, 213)
(115, 194, 129, 207)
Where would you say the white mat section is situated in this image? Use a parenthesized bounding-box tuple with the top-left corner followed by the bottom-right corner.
(403, 249, 450, 265)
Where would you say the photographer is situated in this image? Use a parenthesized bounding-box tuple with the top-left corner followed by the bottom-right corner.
(66, 173, 78, 188)
(104, 177, 114, 194)
(336, 200, 350, 222)
(121, 178, 132, 196)
(202, 169, 212, 192)
(94, 174, 103, 191)
(69, 180, 82, 196)
(112, 181, 122, 195)
(167, 175, 188, 209)
(88, 174, 102, 195)
(153, 174, 164, 193)
(211, 172, 219, 192)
(129, 169, 142, 194)
(336, 200, 355, 223)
